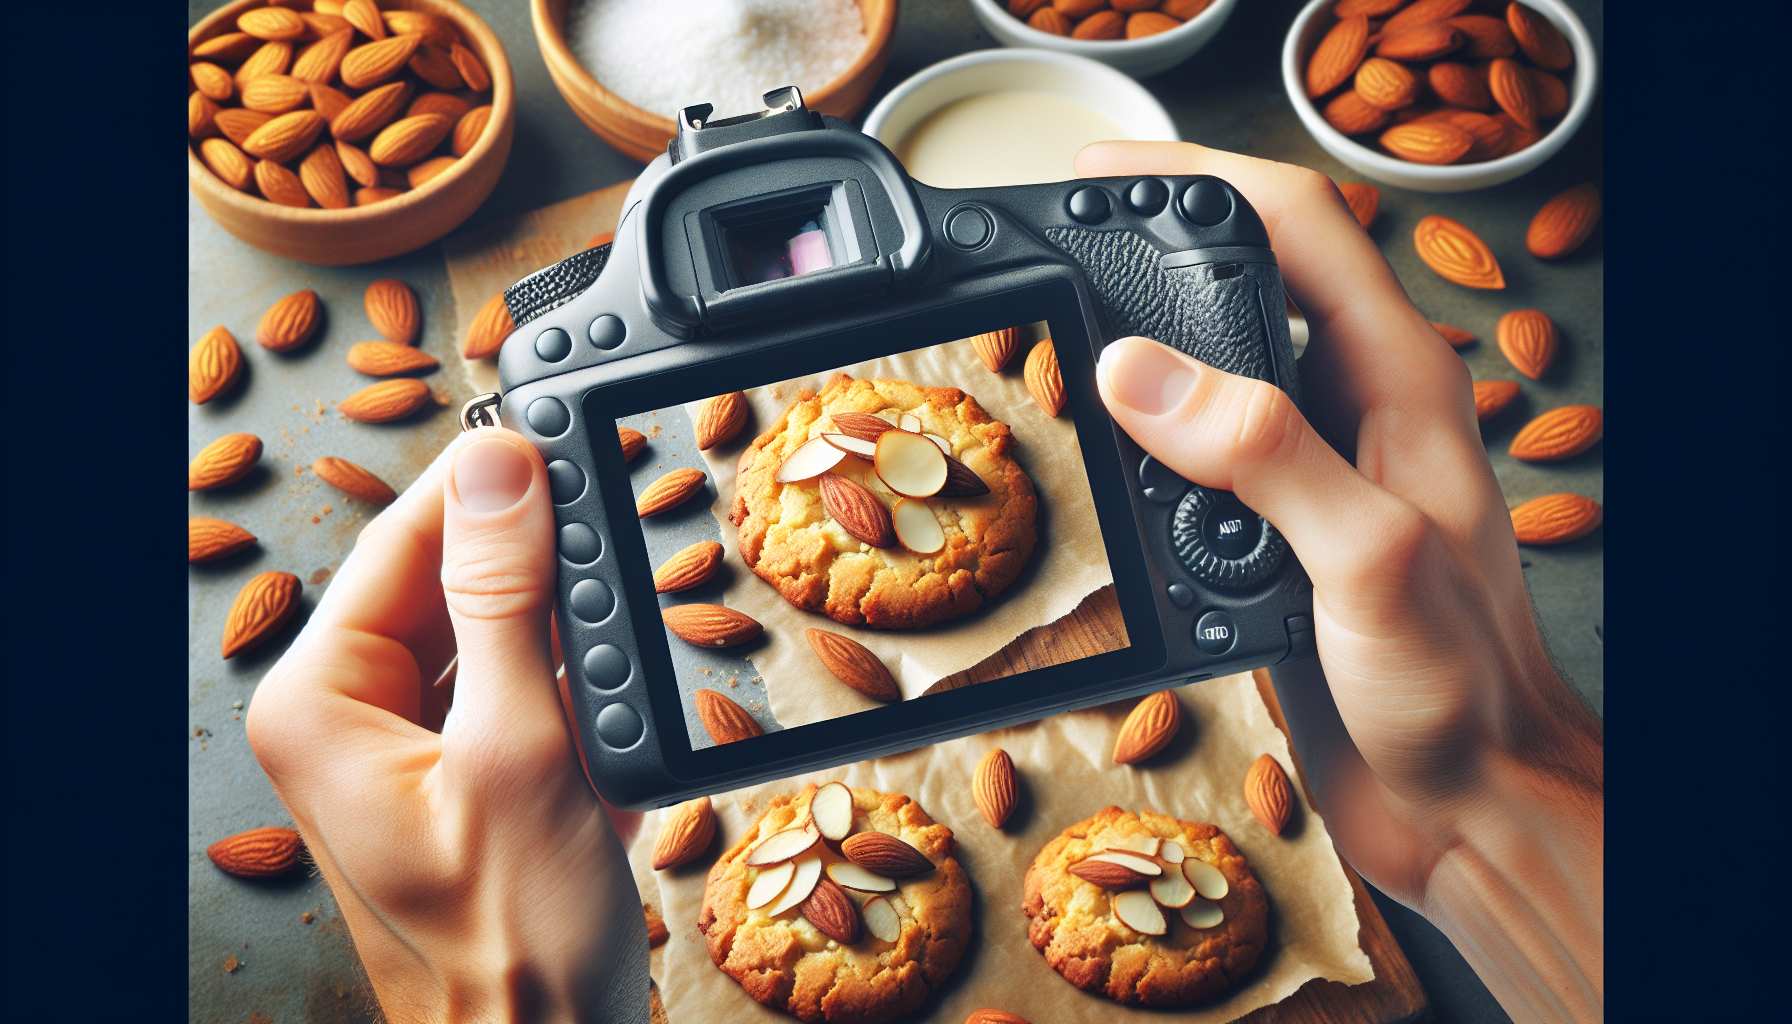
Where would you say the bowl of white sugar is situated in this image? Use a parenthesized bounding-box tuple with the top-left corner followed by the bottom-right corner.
(861, 49, 1179, 189)
(532, 0, 897, 163)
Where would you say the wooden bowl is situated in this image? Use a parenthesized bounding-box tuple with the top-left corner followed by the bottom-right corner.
(531, 0, 896, 164)
(187, 0, 514, 265)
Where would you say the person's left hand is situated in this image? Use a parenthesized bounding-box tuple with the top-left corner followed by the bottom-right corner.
(248, 429, 649, 1024)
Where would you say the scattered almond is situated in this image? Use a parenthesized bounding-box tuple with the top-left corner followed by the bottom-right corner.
(1244, 753, 1294, 835)
(207, 826, 303, 877)
(806, 629, 899, 702)
(651, 796, 716, 870)
(1431, 322, 1474, 347)
(1024, 339, 1065, 417)
(1338, 182, 1378, 227)
(1527, 183, 1600, 259)
(692, 687, 764, 742)
(223, 570, 302, 658)
(346, 340, 437, 376)
(637, 467, 706, 517)
(189, 518, 258, 563)
(665, 605, 762, 649)
(311, 456, 397, 505)
(644, 903, 669, 948)
(1113, 690, 1180, 764)
(462, 292, 516, 359)
(655, 541, 724, 594)
(189, 326, 243, 404)
(973, 748, 1016, 828)
(841, 831, 933, 877)
(1510, 493, 1601, 545)
(619, 426, 647, 463)
(972, 328, 1018, 372)
(1472, 379, 1521, 422)
(1496, 309, 1557, 378)
(819, 471, 896, 548)
(1508, 405, 1601, 462)
(339, 378, 432, 422)
(190, 433, 263, 491)
(365, 278, 420, 344)
(695, 392, 748, 450)
(1413, 215, 1505, 289)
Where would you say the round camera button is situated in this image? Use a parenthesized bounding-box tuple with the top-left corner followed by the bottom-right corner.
(1180, 180, 1232, 226)
(584, 643, 631, 691)
(1166, 583, 1195, 610)
(945, 207, 992, 249)
(1202, 498, 1262, 560)
(527, 397, 571, 437)
(1127, 178, 1169, 215)
(588, 314, 626, 351)
(547, 459, 586, 505)
(1193, 610, 1238, 655)
(1067, 186, 1111, 224)
(535, 327, 572, 362)
(595, 702, 644, 749)
(569, 578, 615, 624)
(559, 523, 602, 565)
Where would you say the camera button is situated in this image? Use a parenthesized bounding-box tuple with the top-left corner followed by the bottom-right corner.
(945, 207, 992, 249)
(559, 523, 602, 564)
(595, 702, 644, 749)
(570, 579, 616, 624)
(588, 314, 626, 351)
(1127, 178, 1169, 215)
(1166, 583, 1195, 610)
(527, 397, 571, 437)
(1193, 610, 1237, 655)
(1180, 180, 1233, 226)
(535, 327, 572, 362)
(1067, 186, 1111, 224)
(548, 460, 586, 505)
(584, 643, 631, 691)
(1202, 497, 1261, 560)
(1138, 455, 1187, 504)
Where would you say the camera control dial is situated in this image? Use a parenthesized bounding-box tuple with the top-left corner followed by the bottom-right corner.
(1170, 485, 1286, 590)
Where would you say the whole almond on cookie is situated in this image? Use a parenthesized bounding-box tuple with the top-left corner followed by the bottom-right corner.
(965, 1012, 1031, 1024)
(365, 279, 420, 343)
(1508, 405, 1601, 462)
(256, 288, 318, 353)
(664, 605, 762, 649)
(1472, 380, 1521, 422)
(190, 433, 263, 490)
(462, 292, 516, 359)
(1527, 183, 1600, 259)
(207, 826, 303, 877)
(828, 412, 896, 443)
(973, 748, 1017, 827)
(311, 457, 397, 505)
(340, 379, 432, 422)
(841, 831, 933, 877)
(692, 687, 765, 742)
(695, 391, 748, 450)
(1024, 340, 1065, 417)
(1113, 689, 1180, 764)
(1338, 182, 1378, 228)
(618, 426, 647, 463)
(651, 796, 716, 870)
(222, 570, 301, 658)
(1306, 14, 1369, 97)
(819, 472, 896, 548)
(637, 467, 706, 517)
(1413, 216, 1505, 289)
(1431, 322, 1475, 347)
(1496, 309, 1557, 378)
(347, 341, 437, 376)
(1245, 753, 1294, 835)
(1069, 857, 1150, 889)
(1510, 494, 1601, 545)
(801, 876, 861, 945)
(655, 541, 724, 593)
(189, 518, 257, 563)
(972, 328, 1019, 372)
(189, 326, 243, 404)
(806, 629, 900, 702)
(341, 33, 422, 89)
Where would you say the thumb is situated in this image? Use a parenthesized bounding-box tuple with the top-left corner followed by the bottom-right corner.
(1096, 336, 1404, 586)
(440, 428, 563, 738)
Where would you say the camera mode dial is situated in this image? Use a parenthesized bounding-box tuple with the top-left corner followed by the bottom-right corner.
(1171, 486, 1285, 590)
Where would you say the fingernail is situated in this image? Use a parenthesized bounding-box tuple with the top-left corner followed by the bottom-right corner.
(1101, 338, 1198, 416)
(453, 437, 532, 513)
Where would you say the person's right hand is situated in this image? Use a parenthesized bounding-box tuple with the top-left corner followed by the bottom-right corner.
(1080, 141, 1603, 1024)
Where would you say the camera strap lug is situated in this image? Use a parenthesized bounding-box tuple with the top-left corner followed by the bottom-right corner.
(460, 393, 501, 432)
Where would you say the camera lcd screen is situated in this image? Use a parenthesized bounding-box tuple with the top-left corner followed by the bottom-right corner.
(608, 319, 1135, 753)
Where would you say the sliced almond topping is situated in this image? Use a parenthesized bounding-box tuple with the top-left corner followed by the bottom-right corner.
(892, 498, 945, 554)
(1160, 841, 1185, 864)
(820, 433, 878, 458)
(874, 429, 947, 498)
(922, 432, 951, 456)
(1112, 890, 1168, 935)
(776, 436, 847, 483)
(745, 823, 821, 867)
(1181, 858, 1229, 901)
(746, 860, 796, 910)
(861, 894, 901, 942)
(1087, 851, 1162, 876)
(899, 413, 922, 432)
(1149, 870, 1196, 909)
(810, 781, 855, 841)
(825, 861, 896, 893)
(764, 855, 823, 917)
(1180, 897, 1224, 929)
(1102, 835, 1162, 857)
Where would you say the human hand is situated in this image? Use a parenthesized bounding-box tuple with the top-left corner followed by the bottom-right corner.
(247, 429, 649, 1024)
(1080, 142, 1602, 1023)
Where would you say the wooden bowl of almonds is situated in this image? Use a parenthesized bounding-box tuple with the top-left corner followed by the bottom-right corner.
(530, 0, 897, 164)
(187, 0, 514, 265)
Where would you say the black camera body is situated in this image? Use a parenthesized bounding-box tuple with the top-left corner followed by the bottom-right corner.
(479, 89, 1313, 810)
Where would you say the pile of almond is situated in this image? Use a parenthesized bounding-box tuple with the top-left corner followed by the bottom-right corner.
(189, 0, 494, 208)
(1068, 833, 1231, 935)
(1003, 0, 1212, 40)
(1305, 0, 1574, 166)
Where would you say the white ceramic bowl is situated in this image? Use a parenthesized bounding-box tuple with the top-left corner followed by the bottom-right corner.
(862, 48, 1178, 184)
(968, 0, 1237, 79)
(1283, 0, 1597, 192)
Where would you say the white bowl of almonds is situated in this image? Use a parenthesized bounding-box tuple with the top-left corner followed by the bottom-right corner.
(968, 0, 1238, 79)
(187, 0, 513, 264)
(1283, 0, 1597, 192)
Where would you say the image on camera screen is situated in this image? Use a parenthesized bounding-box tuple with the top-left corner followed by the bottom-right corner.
(614, 321, 1129, 750)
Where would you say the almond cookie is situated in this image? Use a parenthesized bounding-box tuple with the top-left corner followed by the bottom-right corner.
(699, 783, 972, 1023)
(729, 374, 1037, 629)
(1023, 806, 1269, 1006)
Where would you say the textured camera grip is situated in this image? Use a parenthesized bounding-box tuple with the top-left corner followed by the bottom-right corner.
(504, 242, 612, 329)
(1047, 228, 1302, 409)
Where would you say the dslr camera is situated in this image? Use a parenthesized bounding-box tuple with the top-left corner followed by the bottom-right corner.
(465, 88, 1312, 810)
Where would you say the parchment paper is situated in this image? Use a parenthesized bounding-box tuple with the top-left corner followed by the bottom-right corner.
(682, 324, 1120, 729)
(626, 672, 1373, 1023)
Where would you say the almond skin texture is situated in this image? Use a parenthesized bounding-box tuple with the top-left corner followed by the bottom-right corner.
(462, 292, 516, 359)
(1027, 8, 1070, 34)
(292, 26, 354, 83)
(1487, 57, 1538, 130)
(638, 467, 706, 518)
(190, 326, 243, 404)
(234, 40, 292, 93)
(973, 748, 1017, 828)
(1509, 405, 1601, 462)
(1414, 216, 1505, 289)
(365, 279, 420, 344)
(972, 328, 1018, 372)
(696, 391, 749, 450)
(655, 541, 724, 594)
(1472, 380, 1521, 422)
(1431, 322, 1475, 347)
(370, 113, 453, 167)
(1496, 309, 1557, 378)
(200, 138, 255, 191)
(619, 426, 647, 463)
(964, 1012, 1031, 1024)
(215, 109, 274, 148)
(645, 904, 670, 948)
(343, 0, 386, 39)
(384, 10, 462, 49)
(828, 412, 896, 443)
(1429, 62, 1493, 110)
(240, 73, 309, 114)
(1113, 690, 1181, 764)
(341, 33, 422, 89)
(841, 831, 935, 878)
(299, 143, 350, 209)
(409, 44, 464, 90)
(1382, 0, 1470, 34)
(193, 32, 261, 62)
(1245, 753, 1294, 835)
(337, 141, 378, 187)
(239, 6, 305, 40)
(1510, 494, 1601, 545)
(223, 571, 302, 658)
(1334, 0, 1404, 14)
(1072, 10, 1125, 40)
(651, 796, 716, 870)
(1127, 11, 1182, 38)
(1442, 109, 1512, 162)
(938, 453, 991, 498)
(452, 105, 493, 156)
(340, 379, 432, 422)
(1355, 57, 1419, 111)
(801, 876, 862, 945)
(207, 826, 303, 877)
(1448, 14, 1516, 59)
(189, 518, 257, 563)
(331, 81, 413, 142)
(256, 289, 321, 352)
(411, 92, 472, 119)
(1069, 857, 1150, 889)
(407, 154, 458, 186)
(1024, 340, 1065, 417)
(1529, 68, 1569, 120)
(254, 159, 310, 208)
(1338, 182, 1378, 228)
(242, 110, 324, 164)
(356, 187, 405, 205)
(1380, 121, 1472, 164)
(190, 92, 221, 139)
(1527, 183, 1600, 259)
(1306, 14, 1369, 97)
(692, 687, 765, 742)
(665, 605, 763, 649)
(190, 61, 234, 101)
(311, 456, 397, 505)
(450, 43, 490, 92)
(1376, 22, 1463, 62)
(190, 433, 263, 490)
(818, 471, 896, 548)
(1507, 1, 1572, 70)
(1322, 90, 1390, 135)
(805, 629, 900, 702)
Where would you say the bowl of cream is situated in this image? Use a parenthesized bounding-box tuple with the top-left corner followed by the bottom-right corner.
(860, 49, 1178, 189)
